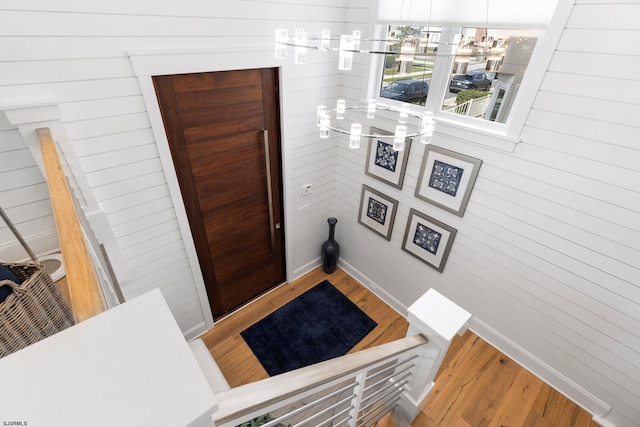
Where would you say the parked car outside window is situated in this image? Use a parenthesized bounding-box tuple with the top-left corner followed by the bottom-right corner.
(449, 70, 492, 93)
(378, 25, 543, 131)
(380, 79, 429, 105)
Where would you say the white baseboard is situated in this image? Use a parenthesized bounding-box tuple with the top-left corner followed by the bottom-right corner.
(184, 321, 209, 342)
(290, 258, 408, 316)
(592, 415, 617, 427)
(0, 230, 60, 262)
(292, 257, 322, 281)
(338, 259, 408, 317)
(470, 317, 611, 422)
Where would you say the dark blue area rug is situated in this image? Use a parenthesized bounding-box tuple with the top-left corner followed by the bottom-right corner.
(240, 280, 377, 376)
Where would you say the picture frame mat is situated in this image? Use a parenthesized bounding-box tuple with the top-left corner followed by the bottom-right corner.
(415, 145, 482, 217)
(358, 185, 398, 240)
(365, 127, 411, 189)
(416, 150, 476, 211)
(403, 212, 452, 268)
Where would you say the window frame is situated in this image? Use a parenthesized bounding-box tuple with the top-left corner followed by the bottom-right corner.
(366, 15, 566, 152)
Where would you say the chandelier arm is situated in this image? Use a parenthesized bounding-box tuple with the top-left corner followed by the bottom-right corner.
(277, 40, 465, 57)
(276, 28, 446, 147)
(324, 106, 430, 138)
(326, 127, 427, 139)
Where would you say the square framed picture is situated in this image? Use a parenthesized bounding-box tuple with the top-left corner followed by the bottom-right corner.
(365, 127, 412, 189)
(402, 209, 457, 272)
(415, 145, 482, 217)
(357, 185, 399, 241)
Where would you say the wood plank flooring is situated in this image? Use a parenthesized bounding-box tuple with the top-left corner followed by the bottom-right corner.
(199, 267, 597, 427)
(199, 267, 409, 387)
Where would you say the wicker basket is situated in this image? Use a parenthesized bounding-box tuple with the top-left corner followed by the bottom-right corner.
(0, 262, 75, 358)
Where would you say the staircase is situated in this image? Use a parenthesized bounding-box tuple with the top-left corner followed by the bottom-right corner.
(203, 288, 471, 427)
(1, 128, 473, 427)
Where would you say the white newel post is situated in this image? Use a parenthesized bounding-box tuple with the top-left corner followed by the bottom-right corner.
(395, 289, 472, 424)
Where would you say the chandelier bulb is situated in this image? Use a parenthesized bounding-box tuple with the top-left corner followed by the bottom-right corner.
(336, 99, 346, 120)
(421, 120, 436, 134)
(421, 111, 434, 124)
(367, 100, 376, 119)
(294, 29, 308, 64)
(317, 105, 326, 127)
(393, 125, 407, 151)
(399, 104, 409, 124)
(275, 29, 288, 59)
(352, 30, 361, 51)
(420, 119, 435, 144)
(338, 34, 354, 71)
(420, 133, 433, 145)
(319, 114, 330, 139)
(349, 123, 362, 149)
(321, 29, 331, 50)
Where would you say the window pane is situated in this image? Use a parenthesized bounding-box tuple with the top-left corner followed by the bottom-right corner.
(379, 25, 440, 107)
(489, 87, 507, 122)
(443, 28, 541, 123)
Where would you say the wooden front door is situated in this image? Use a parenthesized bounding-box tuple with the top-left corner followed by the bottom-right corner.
(153, 68, 286, 318)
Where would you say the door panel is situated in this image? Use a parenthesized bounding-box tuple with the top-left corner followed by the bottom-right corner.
(154, 68, 285, 318)
(179, 103, 264, 128)
(171, 69, 263, 93)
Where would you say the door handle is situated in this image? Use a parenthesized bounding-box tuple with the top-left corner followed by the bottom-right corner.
(262, 129, 276, 257)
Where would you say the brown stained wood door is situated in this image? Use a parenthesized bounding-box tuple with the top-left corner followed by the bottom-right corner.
(153, 68, 285, 318)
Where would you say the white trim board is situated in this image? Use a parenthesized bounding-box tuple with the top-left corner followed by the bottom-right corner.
(127, 47, 293, 331)
(0, 230, 60, 263)
(183, 321, 209, 342)
(338, 259, 410, 319)
(292, 257, 323, 283)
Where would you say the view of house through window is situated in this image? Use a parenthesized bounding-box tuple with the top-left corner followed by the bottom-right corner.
(379, 25, 542, 125)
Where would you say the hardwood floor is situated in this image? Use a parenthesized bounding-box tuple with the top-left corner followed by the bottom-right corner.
(200, 267, 597, 427)
(409, 330, 598, 427)
(200, 266, 409, 387)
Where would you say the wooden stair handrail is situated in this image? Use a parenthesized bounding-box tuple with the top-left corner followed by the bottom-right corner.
(213, 334, 428, 426)
(38, 127, 105, 322)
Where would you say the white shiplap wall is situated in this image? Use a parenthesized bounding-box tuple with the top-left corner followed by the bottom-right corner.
(0, 115, 59, 261)
(0, 0, 351, 337)
(334, 1, 640, 426)
(1, 0, 639, 425)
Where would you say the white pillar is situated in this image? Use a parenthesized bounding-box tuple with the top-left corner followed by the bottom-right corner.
(395, 288, 472, 424)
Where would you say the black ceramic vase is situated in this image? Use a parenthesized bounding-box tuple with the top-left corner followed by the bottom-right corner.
(321, 217, 340, 274)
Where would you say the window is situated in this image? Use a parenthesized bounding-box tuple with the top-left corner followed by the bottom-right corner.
(376, 24, 543, 130)
(379, 26, 439, 107)
(489, 87, 507, 122)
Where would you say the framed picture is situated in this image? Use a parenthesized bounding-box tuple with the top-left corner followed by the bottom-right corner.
(357, 185, 399, 241)
(365, 127, 412, 189)
(415, 145, 482, 217)
(402, 208, 457, 272)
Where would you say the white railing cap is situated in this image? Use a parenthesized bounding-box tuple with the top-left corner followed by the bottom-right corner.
(407, 288, 471, 342)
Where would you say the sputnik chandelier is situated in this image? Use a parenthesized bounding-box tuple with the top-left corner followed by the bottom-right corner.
(317, 101, 435, 151)
(275, 28, 437, 151)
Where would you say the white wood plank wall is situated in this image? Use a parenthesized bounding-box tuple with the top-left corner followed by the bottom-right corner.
(0, 118, 60, 260)
(335, 1, 640, 426)
(2, 0, 639, 425)
(0, 0, 354, 335)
